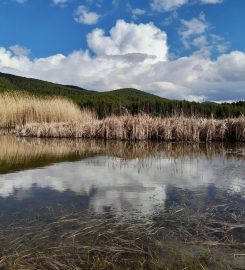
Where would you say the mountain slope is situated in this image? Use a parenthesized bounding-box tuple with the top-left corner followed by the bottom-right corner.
(0, 72, 244, 118)
(0, 72, 92, 97)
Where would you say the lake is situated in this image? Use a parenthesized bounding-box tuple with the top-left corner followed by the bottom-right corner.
(0, 136, 244, 269)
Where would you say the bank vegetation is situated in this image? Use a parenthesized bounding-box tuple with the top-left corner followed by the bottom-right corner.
(15, 114, 245, 142)
(1, 92, 244, 142)
(0, 92, 92, 127)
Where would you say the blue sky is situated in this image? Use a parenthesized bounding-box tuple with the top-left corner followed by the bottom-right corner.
(0, 0, 244, 101)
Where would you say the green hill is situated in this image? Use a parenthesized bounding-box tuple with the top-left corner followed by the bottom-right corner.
(0, 72, 244, 118)
(0, 72, 92, 97)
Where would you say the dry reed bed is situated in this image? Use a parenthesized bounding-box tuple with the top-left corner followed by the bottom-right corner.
(0, 92, 94, 127)
(16, 115, 245, 142)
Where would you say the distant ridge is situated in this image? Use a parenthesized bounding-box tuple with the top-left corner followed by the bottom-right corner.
(0, 72, 244, 118)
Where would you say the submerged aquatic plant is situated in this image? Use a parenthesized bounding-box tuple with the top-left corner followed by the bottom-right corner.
(0, 188, 244, 270)
(0, 137, 244, 269)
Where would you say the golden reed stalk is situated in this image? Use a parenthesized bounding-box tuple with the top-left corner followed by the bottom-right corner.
(0, 92, 94, 127)
(1, 92, 244, 142)
(16, 114, 245, 142)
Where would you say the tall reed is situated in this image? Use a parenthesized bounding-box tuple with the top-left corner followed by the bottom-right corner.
(0, 92, 94, 127)
(15, 114, 245, 142)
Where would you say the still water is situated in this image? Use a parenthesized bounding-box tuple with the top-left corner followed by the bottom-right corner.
(0, 136, 244, 269)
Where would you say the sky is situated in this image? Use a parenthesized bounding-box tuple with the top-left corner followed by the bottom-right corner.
(0, 0, 244, 101)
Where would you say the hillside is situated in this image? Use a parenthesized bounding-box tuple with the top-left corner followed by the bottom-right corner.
(0, 72, 244, 118)
(0, 72, 92, 98)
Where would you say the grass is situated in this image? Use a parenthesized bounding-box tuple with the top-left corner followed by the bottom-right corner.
(15, 114, 245, 142)
(0, 92, 94, 127)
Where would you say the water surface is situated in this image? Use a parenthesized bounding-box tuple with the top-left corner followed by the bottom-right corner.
(0, 136, 244, 269)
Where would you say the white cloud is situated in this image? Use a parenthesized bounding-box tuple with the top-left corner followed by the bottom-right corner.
(0, 47, 30, 71)
(131, 8, 146, 20)
(15, 0, 70, 6)
(162, 10, 179, 26)
(215, 51, 245, 81)
(201, 0, 223, 3)
(0, 20, 244, 102)
(15, 0, 27, 3)
(178, 16, 229, 56)
(192, 35, 208, 48)
(87, 20, 168, 61)
(151, 0, 223, 12)
(9, 44, 30, 57)
(74, 5, 101, 25)
(52, 0, 68, 6)
(151, 0, 188, 11)
(210, 34, 230, 53)
(180, 17, 207, 48)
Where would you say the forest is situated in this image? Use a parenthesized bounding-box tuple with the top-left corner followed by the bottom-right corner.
(0, 72, 244, 119)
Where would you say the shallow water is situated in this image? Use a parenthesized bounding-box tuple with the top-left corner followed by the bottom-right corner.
(0, 136, 244, 269)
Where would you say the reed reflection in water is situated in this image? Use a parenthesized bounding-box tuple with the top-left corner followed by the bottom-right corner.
(0, 135, 244, 174)
(0, 135, 244, 215)
(0, 136, 244, 269)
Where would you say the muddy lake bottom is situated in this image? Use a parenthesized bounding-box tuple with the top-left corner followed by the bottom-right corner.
(0, 136, 244, 269)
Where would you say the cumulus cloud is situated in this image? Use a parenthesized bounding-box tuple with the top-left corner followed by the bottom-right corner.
(215, 51, 245, 81)
(74, 5, 101, 25)
(0, 20, 244, 102)
(87, 20, 168, 60)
